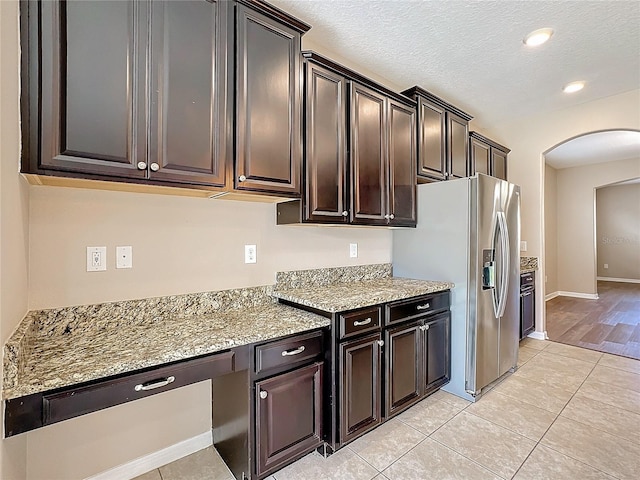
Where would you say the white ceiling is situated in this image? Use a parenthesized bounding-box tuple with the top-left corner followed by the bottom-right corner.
(545, 130, 640, 169)
(272, 0, 640, 134)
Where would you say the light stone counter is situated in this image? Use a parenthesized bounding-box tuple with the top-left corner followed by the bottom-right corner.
(520, 257, 538, 274)
(3, 287, 329, 400)
(273, 264, 453, 313)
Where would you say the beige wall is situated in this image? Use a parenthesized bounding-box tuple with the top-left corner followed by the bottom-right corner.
(596, 183, 640, 280)
(493, 89, 640, 333)
(544, 164, 558, 296)
(0, 0, 30, 478)
(555, 158, 640, 295)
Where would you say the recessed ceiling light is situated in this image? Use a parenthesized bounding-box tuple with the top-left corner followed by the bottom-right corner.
(563, 81, 585, 93)
(523, 28, 554, 47)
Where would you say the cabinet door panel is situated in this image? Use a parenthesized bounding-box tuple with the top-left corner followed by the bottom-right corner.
(39, 0, 146, 178)
(256, 362, 323, 476)
(447, 112, 469, 179)
(470, 137, 490, 176)
(304, 62, 348, 222)
(149, 0, 227, 186)
(388, 99, 416, 226)
(350, 83, 387, 225)
(236, 6, 301, 195)
(385, 322, 421, 417)
(339, 333, 382, 444)
(424, 312, 451, 393)
(417, 98, 446, 180)
(492, 150, 508, 181)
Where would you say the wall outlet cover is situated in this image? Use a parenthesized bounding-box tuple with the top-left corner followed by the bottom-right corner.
(87, 246, 107, 272)
(349, 243, 358, 258)
(520, 241, 527, 252)
(116, 246, 133, 269)
(245, 245, 257, 264)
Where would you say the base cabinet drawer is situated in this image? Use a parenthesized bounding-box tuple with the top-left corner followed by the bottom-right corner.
(255, 362, 323, 477)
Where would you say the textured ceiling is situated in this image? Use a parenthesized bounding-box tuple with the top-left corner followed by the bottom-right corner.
(272, 0, 640, 134)
(545, 130, 640, 169)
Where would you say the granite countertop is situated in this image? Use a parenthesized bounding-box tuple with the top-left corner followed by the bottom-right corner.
(3, 289, 329, 400)
(273, 277, 454, 313)
(520, 257, 538, 274)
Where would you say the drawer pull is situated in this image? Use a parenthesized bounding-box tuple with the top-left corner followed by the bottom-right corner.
(416, 303, 431, 310)
(281, 346, 306, 357)
(353, 317, 372, 327)
(134, 376, 175, 392)
(259, 391, 268, 399)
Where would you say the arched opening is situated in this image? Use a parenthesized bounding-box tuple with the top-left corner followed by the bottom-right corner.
(542, 129, 640, 358)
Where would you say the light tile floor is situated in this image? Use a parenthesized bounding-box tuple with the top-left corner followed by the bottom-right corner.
(135, 339, 640, 480)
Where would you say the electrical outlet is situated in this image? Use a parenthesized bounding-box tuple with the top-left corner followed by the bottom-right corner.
(116, 246, 133, 269)
(86, 246, 107, 272)
(604, 263, 609, 269)
(349, 243, 358, 258)
(245, 245, 257, 264)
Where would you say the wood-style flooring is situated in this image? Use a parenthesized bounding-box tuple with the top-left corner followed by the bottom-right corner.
(546, 281, 640, 360)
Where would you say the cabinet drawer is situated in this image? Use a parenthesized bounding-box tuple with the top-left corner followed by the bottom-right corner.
(255, 330, 323, 375)
(386, 292, 450, 326)
(338, 307, 381, 340)
(43, 351, 234, 426)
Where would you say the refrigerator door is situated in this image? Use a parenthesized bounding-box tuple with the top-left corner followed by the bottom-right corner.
(467, 174, 503, 394)
(498, 181, 521, 377)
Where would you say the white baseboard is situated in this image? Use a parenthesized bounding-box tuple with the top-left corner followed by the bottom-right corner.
(545, 291, 559, 301)
(527, 331, 547, 340)
(556, 291, 599, 300)
(86, 431, 213, 480)
(597, 276, 640, 284)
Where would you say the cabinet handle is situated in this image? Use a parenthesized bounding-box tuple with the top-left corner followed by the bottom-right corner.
(150, 162, 160, 172)
(384, 214, 390, 220)
(137, 162, 147, 170)
(342, 211, 348, 217)
(353, 317, 372, 327)
(420, 325, 430, 331)
(134, 376, 175, 392)
(377, 340, 384, 347)
(281, 346, 305, 357)
(259, 391, 268, 399)
(416, 303, 431, 310)
(238, 175, 247, 182)
(389, 213, 395, 220)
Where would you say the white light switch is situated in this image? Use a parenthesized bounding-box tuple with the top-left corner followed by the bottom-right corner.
(116, 246, 133, 269)
(520, 241, 527, 252)
(604, 263, 609, 269)
(350, 243, 358, 258)
(86, 246, 107, 272)
(245, 245, 257, 264)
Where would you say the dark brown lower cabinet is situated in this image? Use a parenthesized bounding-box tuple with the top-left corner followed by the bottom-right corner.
(384, 312, 451, 417)
(255, 362, 323, 478)
(339, 333, 382, 444)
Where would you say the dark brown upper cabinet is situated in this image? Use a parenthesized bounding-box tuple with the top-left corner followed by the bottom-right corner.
(401, 87, 473, 182)
(21, 0, 309, 197)
(234, 2, 309, 196)
(277, 52, 416, 228)
(24, 0, 149, 180)
(469, 132, 510, 181)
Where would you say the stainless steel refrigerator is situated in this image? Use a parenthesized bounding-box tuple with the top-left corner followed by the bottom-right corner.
(393, 174, 521, 402)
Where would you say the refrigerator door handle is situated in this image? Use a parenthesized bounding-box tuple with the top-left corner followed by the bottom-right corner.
(490, 214, 500, 318)
(496, 211, 510, 318)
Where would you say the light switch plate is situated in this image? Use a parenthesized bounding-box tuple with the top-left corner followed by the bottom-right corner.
(87, 246, 107, 272)
(520, 241, 527, 252)
(116, 246, 133, 269)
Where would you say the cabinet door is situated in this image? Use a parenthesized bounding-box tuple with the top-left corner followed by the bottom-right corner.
(492, 149, 508, 181)
(148, 0, 228, 187)
(385, 322, 421, 417)
(37, 1, 147, 178)
(256, 362, 323, 477)
(304, 62, 348, 223)
(470, 137, 490, 177)
(388, 99, 417, 227)
(446, 112, 469, 179)
(350, 83, 387, 226)
(339, 333, 382, 444)
(424, 312, 451, 394)
(520, 290, 535, 339)
(417, 97, 446, 180)
(235, 5, 301, 195)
